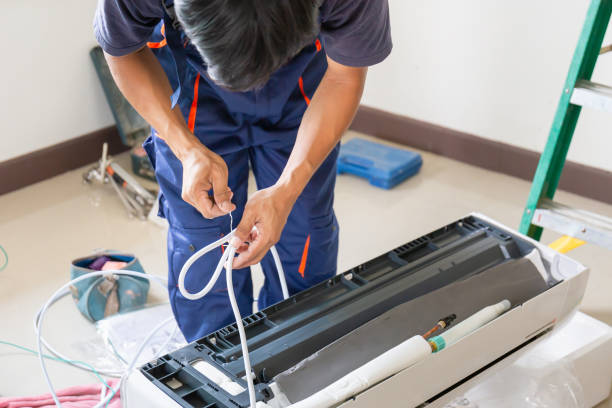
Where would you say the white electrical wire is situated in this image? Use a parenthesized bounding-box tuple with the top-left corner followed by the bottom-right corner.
(33, 274, 169, 378)
(178, 230, 289, 301)
(178, 233, 232, 300)
(34, 270, 171, 407)
(224, 245, 257, 407)
(178, 224, 290, 408)
(270, 246, 289, 300)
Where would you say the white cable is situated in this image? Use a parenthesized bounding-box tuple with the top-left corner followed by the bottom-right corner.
(33, 274, 168, 378)
(178, 225, 289, 407)
(34, 270, 170, 407)
(224, 245, 257, 407)
(270, 246, 289, 300)
(178, 229, 288, 303)
(178, 233, 232, 300)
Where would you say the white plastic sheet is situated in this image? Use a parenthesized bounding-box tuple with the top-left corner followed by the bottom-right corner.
(96, 303, 186, 369)
(445, 354, 585, 408)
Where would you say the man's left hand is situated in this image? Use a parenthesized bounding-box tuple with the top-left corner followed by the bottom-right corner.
(229, 185, 295, 268)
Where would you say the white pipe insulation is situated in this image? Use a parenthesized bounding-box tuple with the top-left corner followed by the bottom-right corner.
(281, 299, 512, 408)
(287, 335, 432, 408)
(428, 299, 511, 352)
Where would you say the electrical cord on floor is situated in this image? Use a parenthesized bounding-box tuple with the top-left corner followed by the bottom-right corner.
(34, 270, 173, 408)
(0, 340, 116, 408)
(178, 214, 290, 408)
(0, 245, 7, 271)
(33, 274, 170, 378)
(33, 288, 125, 378)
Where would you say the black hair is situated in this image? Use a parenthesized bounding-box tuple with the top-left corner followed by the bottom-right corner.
(175, 0, 320, 92)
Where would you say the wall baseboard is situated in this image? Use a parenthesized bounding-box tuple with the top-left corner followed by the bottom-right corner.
(350, 105, 612, 206)
(2, 108, 611, 206)
(0, 126, 128, 196)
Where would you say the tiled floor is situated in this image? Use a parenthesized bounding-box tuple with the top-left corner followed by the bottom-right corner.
(0, 130, 610, 406)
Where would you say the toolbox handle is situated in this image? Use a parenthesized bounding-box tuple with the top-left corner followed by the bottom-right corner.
(338, 155, 374, 178)
(340, 155, 373, 168)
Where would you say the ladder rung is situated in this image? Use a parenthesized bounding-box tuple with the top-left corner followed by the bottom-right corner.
(570, 79, 612, 112)
(532, 199, 612, 250)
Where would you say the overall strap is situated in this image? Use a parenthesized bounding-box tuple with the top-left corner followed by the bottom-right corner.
(161, 0, 184, 108)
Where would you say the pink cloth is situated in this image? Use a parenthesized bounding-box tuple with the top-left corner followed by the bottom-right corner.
(0, 379, 121, 408)
(101, 261, 128, 271)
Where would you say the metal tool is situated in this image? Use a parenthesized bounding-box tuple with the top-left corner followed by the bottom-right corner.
(83, 143, 157, 220)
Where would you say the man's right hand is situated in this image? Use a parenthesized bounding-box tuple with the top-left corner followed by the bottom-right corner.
(103, 48, 235, 219)
(179, 141, 236, 219)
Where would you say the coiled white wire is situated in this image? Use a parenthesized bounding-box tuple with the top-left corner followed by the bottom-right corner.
(178, 226, 289, 408)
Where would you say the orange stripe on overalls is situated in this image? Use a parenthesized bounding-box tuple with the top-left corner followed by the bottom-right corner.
(297, 39, 321, 106)
(188, 74, 201, 132)
(298, 235, 311, 278)
(298, 76, 310, 106)
(147, 23, 167, 49)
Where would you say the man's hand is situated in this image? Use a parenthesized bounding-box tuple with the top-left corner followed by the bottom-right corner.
(104, 48, 236, 220)
(229, 185, 295, 268)
(180, 142, 236, 219)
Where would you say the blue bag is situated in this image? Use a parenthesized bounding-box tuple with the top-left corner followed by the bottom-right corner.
(69, 251, 150, 322)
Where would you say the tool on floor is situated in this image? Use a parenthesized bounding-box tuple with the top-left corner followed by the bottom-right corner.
(83, 143, 157, 220)
(519, 0, 612, 251)
(337, 138, 422, 189)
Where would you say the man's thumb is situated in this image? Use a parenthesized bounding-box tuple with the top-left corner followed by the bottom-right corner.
(230, 214, 254, 249)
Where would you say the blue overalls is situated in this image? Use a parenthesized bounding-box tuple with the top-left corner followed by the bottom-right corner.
(143, 2, 339, 342)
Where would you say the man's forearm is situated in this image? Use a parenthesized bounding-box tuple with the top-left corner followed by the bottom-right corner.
(104, 47, 199, 160)
(276, 59, 367, 202)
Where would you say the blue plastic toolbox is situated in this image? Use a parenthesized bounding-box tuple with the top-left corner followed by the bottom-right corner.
(337, 138, 422, 189)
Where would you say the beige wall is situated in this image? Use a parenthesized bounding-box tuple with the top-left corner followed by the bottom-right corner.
(2, 1, 611, 174)
(363, 0, 612, 172)
(0, 1, 113, 162)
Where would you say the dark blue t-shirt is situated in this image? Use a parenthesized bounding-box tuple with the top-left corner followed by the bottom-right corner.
(94, 0, 392, 67)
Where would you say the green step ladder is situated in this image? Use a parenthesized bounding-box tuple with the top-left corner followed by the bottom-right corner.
(519, 0, 612, 250)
